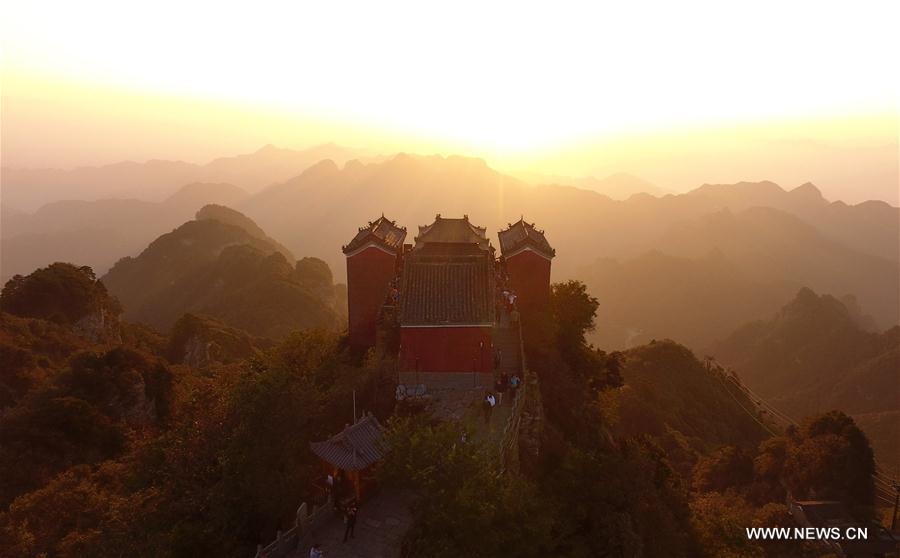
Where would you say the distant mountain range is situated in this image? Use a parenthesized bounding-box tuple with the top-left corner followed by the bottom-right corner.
(1, 182, 249, 281)
(579, 250, 801, 350)
(573, 173, 671, 199)
(2, 149, 898, 335)
(512, 171, 672, 200)
(1, 143, 373, 211)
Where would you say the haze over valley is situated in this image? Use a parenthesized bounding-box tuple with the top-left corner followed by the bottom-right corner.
(4, 145, 898, 339)
(2, 2, 898, 555)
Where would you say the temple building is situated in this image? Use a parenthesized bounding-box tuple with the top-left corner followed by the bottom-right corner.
(343, 216, 407, 348)
(343, 213, 553, 390)
(497, 218, 556, 322)
(398, 215, 495, 386)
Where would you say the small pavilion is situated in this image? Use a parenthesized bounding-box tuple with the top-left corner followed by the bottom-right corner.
(310, 413, 386, 503)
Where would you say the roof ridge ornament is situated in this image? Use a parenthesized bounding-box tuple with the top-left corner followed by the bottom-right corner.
(344, 214, 408, 255)
(497, 217, 555, 258)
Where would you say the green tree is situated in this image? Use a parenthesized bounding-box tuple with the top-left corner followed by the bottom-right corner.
(381, 416, 553, 558)
(1, 263, 120, 324)
(782, 411, 875, 513)
(692, 446, 754, 493)
(550, 280, 599, 356)
(544, 440, 697, 557)
(0, 396, 125, 504)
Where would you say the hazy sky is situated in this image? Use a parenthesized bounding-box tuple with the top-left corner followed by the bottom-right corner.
(2, 1, 898, 203)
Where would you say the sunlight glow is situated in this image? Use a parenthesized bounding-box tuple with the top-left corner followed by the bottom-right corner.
(3, 0, 897, 154)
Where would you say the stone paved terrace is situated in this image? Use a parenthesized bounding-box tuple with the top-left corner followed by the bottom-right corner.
(293, 490, 415, 558)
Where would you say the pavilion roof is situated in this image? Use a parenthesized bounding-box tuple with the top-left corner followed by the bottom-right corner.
(310, 414, 385, 471)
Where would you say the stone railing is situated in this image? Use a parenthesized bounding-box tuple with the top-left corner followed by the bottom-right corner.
(254, 496, 333, 558)
(498, 322, 529, 473)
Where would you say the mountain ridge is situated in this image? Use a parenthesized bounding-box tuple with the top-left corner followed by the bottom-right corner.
(100, 209, 343, 337)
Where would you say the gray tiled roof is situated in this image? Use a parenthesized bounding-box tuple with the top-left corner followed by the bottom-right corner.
(498, 218, 555, 257)
(310, 414, 385, 471)
(343, 216, 407, 255)
(399, 247, 494, 325)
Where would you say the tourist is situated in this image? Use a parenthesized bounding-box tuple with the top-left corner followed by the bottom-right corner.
(493, 348, 502, 370)
(310, 542, 324, 558)
(510, 374, 521, 400)
(496, 374, 508, 405)
(343, 501, 358, 542)
(483, 392, 495, 424)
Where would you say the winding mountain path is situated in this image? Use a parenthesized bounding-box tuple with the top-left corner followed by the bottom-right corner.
(292, 490, 415, 558)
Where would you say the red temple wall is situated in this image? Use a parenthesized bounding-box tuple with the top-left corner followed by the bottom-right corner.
(346, 246, 397, 348)
(505, 249, 552, 317)
(399, 327, 492, 373)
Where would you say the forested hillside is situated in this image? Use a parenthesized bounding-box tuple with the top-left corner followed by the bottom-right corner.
(0, 262, 884, 557)
(710, 288, 900, 468)
(102, 208, 344, 336)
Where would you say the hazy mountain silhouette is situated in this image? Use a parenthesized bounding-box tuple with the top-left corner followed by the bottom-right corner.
(1, 143, 370, 211)
(4, 150, 898, 333)
(683, 181, 899, 262)
(1, 183, 248, 282)
(573, 173, 670, 200)
(234, 153, 898, 328)
(101, 208, 343, 337)
(654, 206, 899, 328)
(580, 250, 800, 351)
(512, 171, 670, 200)
(709, 288, 899, 466)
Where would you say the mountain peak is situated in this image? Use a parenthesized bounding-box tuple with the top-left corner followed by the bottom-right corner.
(255, 144, 281, 154)
(692, 180, 785, 195)
(195, 204, 294, 261)
(300, 158, 340, 178)
(789, 182, 826, 203)
(575, 172, 664, 199)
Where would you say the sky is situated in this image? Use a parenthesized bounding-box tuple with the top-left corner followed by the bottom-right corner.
(2, 0, 898, 203)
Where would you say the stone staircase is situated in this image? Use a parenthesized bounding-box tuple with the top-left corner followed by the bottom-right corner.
(492, 320, 521, 376)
